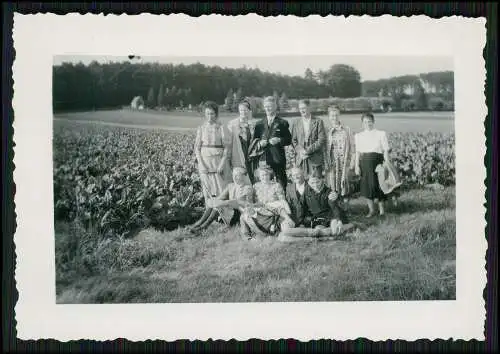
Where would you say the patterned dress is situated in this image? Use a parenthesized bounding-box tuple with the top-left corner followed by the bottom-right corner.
(194, 121, 232, 202)
(325, 125, 354, 197)
(240, 181, 290, 238)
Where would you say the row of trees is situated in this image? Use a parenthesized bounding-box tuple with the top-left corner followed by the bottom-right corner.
(222, 88, 290, 113)
(362, 71, 454, 102)
(53, 60, 454, 113)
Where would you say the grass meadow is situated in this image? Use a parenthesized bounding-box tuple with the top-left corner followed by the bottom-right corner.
(53, 109, 456, 304)
(56, 186, 456, 304)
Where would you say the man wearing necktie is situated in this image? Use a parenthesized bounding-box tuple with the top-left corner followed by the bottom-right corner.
(291, 99, 327, 179)
(249, 96, 292, 190)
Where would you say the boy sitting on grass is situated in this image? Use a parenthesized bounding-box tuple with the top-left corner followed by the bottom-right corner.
(278, 175, 356, 242)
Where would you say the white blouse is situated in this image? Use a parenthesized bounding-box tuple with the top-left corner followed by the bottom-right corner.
(296, 182, 306, 196)
(354, 129, 389, 154)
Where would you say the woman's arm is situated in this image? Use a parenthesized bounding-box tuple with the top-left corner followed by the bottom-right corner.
(218, 125, 231, 172)
(194, 127, 208, 172)
(381, 131, 390, 162)
(348, 127, 356, 169)
(354, 133, 361, 175)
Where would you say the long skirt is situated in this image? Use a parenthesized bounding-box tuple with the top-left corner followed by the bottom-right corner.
(360, 152, 387, 200)
(198, 152, 230, 201)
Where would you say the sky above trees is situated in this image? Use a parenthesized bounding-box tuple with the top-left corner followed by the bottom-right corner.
(53, 55, 453, 82)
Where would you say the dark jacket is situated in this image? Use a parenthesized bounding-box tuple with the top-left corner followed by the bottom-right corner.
(285, 182, 308, 226)
(249, 116, 292, 167)
(304, 184, 348, 225)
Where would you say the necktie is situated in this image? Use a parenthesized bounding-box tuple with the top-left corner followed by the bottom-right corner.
(240, 124, 250, 141)
(245, 125, 251, 142)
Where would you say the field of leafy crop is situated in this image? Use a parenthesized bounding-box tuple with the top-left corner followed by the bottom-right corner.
(53, 119, 455, 238)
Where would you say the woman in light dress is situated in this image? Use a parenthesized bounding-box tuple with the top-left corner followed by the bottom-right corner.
(324, 105, 355, 203)
(227, 98, 257, 184)
(191, 101, 232, 228)
(353, 112, 390, 217)
(239, 164, 295, 241)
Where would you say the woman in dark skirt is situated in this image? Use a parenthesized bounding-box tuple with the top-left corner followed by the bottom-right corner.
(354, 112, 390, 217)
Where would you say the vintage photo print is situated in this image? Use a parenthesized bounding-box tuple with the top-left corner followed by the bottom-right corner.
(13, 13, 487, 341)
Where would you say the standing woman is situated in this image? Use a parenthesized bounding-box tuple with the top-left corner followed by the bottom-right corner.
(191, 101, 232, 229)
(227, 98, 256, 184)
(354, 112, 390, 217)
(324, 105, 355, 203)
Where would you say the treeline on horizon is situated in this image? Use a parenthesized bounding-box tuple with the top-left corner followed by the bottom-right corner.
(53, 60, 454, 113)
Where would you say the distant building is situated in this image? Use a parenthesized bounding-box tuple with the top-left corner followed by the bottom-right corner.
(131, 96, 144, 109)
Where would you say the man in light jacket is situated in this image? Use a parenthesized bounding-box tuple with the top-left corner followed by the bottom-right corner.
(291, 99, 327, 179)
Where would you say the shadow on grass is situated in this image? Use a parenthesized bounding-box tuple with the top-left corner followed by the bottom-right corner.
(344, 187, 455, 228)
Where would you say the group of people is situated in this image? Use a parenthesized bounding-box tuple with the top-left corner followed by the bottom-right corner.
(188, 96, 402, 242)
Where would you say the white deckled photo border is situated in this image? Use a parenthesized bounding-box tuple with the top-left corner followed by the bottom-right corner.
(12, 13, 487, 341)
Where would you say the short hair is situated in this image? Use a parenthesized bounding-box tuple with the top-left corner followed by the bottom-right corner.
(361, 112, 375, 122)
(328, 105, 340, 112)
(263, 96, 276, 105)
(257, 163, 274, 178)
(298, 99, 310, 106)
(233, 167, 247, 176)
(238, 99, 252, 111)
(203, 101, 219, 116)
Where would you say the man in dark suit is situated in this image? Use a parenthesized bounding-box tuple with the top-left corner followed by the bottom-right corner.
(285, 167, 309, 227)
(304, 175, 348, 227)
(249, 96, 292, 190)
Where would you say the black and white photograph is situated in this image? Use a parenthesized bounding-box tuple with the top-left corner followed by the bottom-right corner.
(13, 13, 487, 341)
(52, 54, 457, 304)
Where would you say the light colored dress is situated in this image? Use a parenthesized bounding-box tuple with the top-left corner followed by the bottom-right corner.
(325, 124, 355, 197)
(240, 181, 291, 237)
(194, 121, 232, 202)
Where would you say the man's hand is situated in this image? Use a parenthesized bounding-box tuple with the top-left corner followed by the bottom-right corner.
(217, 164, 224, 175)
(260, 139, 268, 148)
(269, 137, 281, 145)
(355, 165, 360, 176)
(297, 148, 308, 161)
(328, 191, 338, 201)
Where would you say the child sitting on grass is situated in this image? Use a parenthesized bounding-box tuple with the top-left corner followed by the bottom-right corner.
(278, 175, 356, 242)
